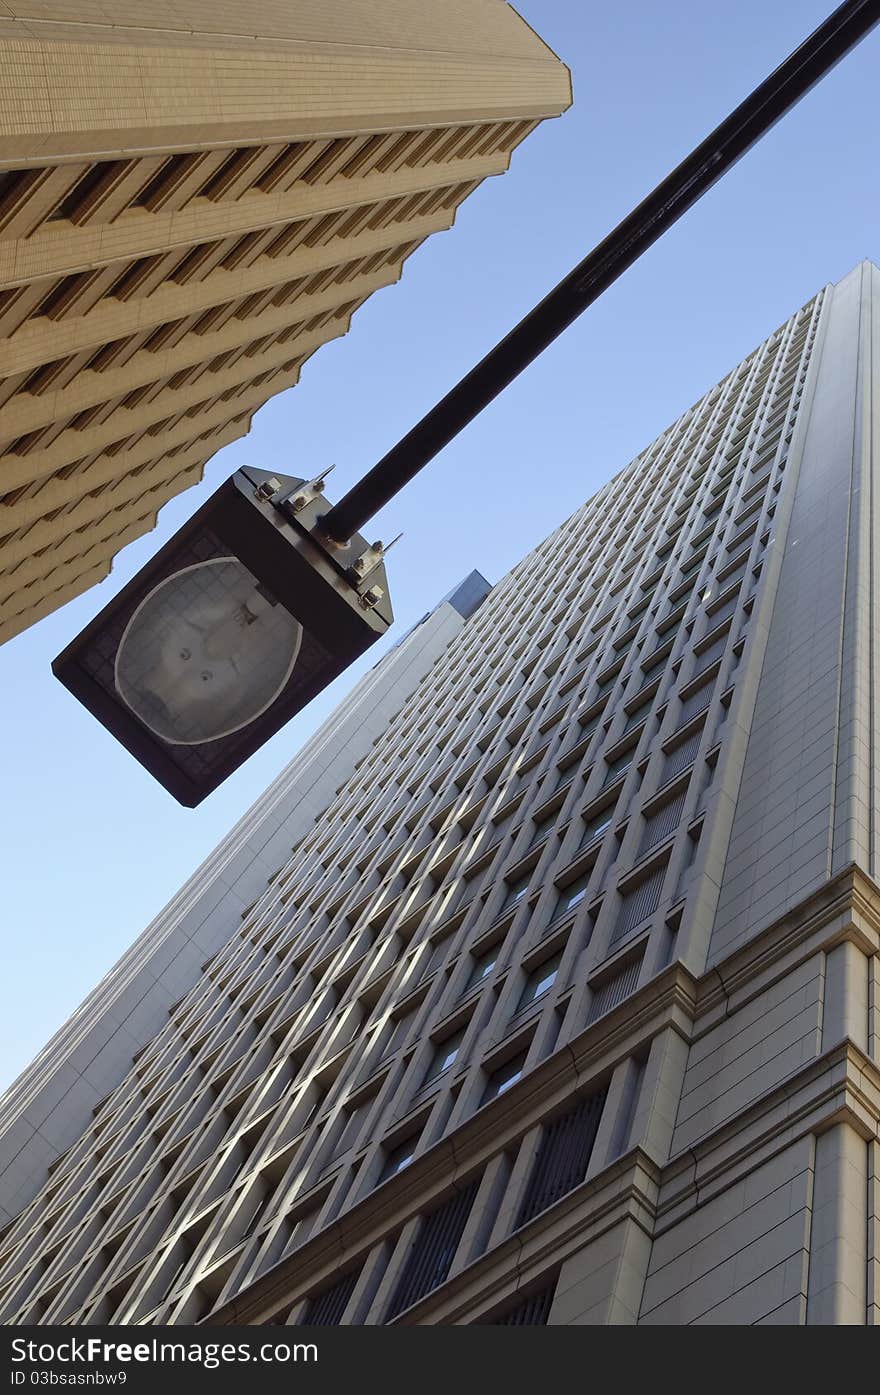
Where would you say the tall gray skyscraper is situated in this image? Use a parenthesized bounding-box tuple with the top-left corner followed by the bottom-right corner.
(2, 262, 879, 1327)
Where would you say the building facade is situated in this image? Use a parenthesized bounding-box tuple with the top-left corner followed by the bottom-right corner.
(0, 572, 490, 1228)
(0, 0, 569, 643)
(2, 263, 880, 1325)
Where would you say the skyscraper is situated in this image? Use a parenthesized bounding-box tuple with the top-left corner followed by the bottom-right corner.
(0, 571, 491, 1228)
(2, 262, 879, 1326)
(0, 0, 569, 643)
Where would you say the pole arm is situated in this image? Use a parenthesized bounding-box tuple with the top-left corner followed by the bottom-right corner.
(320, 0, 880, 544)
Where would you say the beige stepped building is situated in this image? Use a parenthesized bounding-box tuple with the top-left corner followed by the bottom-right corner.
(0, 1, 569, 643)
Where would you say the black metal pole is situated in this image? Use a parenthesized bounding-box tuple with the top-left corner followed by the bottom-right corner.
(320, 0, 880, 544)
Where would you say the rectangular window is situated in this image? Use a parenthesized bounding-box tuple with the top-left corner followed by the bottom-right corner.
(603, 749, 632, 787)
(552, 761, 576, 792)
(418, 937, 449, 982)
(692, 632, 727, 677)
(331, 1102, 369, 1160)
(465, 949, 497, 993)
(679, 545, 708, 579)
(623, 695, 653, 734)
(380, 1011, 415, 1062)
(578, 711, 603, 741)
(385, 1181, 479, 1320)
(238, 1184, 272, 1237)
(482, 1051, 526, 1104)
(640, 642, 670, 678)
(677, 677, 714, 726)
(501, 873, 531, 910)
(378, 1133, 420, 1184)
(580, 808, 612, 849)
(517, 952, 562, 1011)
(551, 872, 590, 922)
(594, 663, 621, 694)
(705, 590, 739, 629)
(529, 813, 556, 847)
(51, 160, 129, 223)
(516, 1088, 607, 1228)
(422, 1028, 464, 1086)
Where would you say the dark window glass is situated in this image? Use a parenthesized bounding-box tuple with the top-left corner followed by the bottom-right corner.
(551, 874, 589, 921)
(465, 951, 496, 992)
(502, 874, 530, 910)
(517, 953, 561, 1011)
(378, 1134, 419, 1183)
(482, 1051, 526, 1104)
(422, 1028, 464, 1086)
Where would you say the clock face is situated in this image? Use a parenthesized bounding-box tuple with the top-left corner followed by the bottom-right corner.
(114, 557, 302, 746)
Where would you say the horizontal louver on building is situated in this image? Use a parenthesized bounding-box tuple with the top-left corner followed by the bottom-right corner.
(516, 1089, 607, 1228)
(303, 1268, 360, 1325)
(677, 677, 715, 726)
(661, 726, 703, 785)
(585, 953, 644, 1025)
(609, 864, 666, 946)
(386, 1180, 478, 1321)
(707, 597, 737, 632)
(691, 632, 728, 677)
(490, 1282, 556, 1325)
(639, 790, 687, 857)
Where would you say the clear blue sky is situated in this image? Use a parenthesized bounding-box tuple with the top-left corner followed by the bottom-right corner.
(2, 0, 878, 1091)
